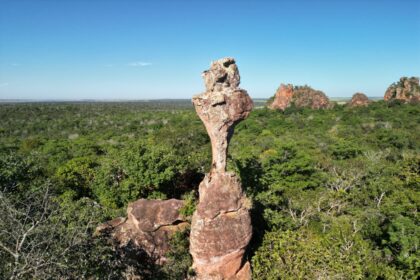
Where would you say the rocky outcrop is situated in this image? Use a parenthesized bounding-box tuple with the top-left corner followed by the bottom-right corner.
(269, 84, 332, 110)
(268, 84, 293, 111)
(96, 199, 188, 264)
(190, 57, 253, 279)
(348, 92, 371, 107)
(384, 77, 420, 103)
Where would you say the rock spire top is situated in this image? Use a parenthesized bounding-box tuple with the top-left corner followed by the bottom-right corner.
(192, 57, 253, 173)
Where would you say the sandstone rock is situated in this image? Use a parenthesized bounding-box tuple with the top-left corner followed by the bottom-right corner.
(268, 84, 294, 111)
(348, 92, 371, 107)
(384, 77, 420, 103)
(190, 58, 253, 280)
(202, 57, 240, 92)
(193, 57, 253, 173)
(293, 86, 332, 109)
(190, 173, 252, 279)
(96, 199, 188, 264)
(269, 84, 332, 111)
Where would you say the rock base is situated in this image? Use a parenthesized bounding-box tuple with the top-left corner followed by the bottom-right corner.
(190, 173, 252, 280)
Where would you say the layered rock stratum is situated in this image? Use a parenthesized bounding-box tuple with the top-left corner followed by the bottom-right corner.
(190, 57, 253, 279)
(384, 77, 420, 103)
(269, 84, 332, 110)
(348, 92, 371, 107)
(96, 199, 188, 264)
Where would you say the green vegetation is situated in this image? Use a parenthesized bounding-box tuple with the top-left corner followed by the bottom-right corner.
(0, 101, 419, 279)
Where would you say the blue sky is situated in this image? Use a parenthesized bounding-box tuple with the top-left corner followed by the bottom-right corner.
(0, 0, 419, 99)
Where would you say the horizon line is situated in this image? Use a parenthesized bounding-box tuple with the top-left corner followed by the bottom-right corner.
(0, 96, 385, 102)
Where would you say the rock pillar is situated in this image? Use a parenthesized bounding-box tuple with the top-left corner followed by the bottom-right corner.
(190, 57, 253, 279)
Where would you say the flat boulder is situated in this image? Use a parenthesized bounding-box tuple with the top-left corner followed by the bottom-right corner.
(96, 199, 188, 264)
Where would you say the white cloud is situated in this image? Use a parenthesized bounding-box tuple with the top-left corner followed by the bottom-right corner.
(11, 63, 20, 67)
(128, 61, 152, 67)
(0, 82, 9, 88)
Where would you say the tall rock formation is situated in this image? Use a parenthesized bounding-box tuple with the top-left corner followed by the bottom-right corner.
(190, 57, 253, 279)
(268, 84, 332, 111)
(384, 77, 420, 103)
(348, 92, 371, 107)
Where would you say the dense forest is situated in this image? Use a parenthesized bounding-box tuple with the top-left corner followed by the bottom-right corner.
(0, 100, 418, 279)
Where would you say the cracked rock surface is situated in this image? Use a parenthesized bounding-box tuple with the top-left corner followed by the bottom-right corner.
(190, 58, 253, 280)
(96, 199, 188, 264)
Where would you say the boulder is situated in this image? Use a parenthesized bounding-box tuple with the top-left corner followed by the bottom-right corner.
(384, 77, 420, 103)
(348, 92, 371, 107)
(96, 199, 188, 264)
(190, 57, 253, 280)
(269, 84, 332, 110)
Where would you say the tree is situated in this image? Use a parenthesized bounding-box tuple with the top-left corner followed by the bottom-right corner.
(0, 182, 120, 279)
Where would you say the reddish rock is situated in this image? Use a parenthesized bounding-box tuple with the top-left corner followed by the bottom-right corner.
(193, 57, 253, 173)
(348, 92, 371, 107)
(190, 173, 252, 279)
(268, 84, 294, 111)
(202, 57, 240, 92)
(191, 58, 253, 280)
(96, 199, 188, 264)
(384, 77, 420, 103)
(268, 84, 332, 110)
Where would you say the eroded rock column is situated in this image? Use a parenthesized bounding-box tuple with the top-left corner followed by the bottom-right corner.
(190, 58, 253, 279)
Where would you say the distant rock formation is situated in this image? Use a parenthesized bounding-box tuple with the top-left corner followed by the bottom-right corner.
(268, 84, 294, 111)
(268, 84, 332, 110)
(384, 77, 420, 103)
(96, 199, 188, 264)
(190, 57, 253, 279)
(348, 92, 371, 107)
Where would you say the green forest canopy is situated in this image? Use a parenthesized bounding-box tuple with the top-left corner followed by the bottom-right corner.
(0, 100, 418, 279)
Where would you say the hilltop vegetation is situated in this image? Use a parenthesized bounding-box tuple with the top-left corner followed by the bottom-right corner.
(0, 101, 419, 279)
